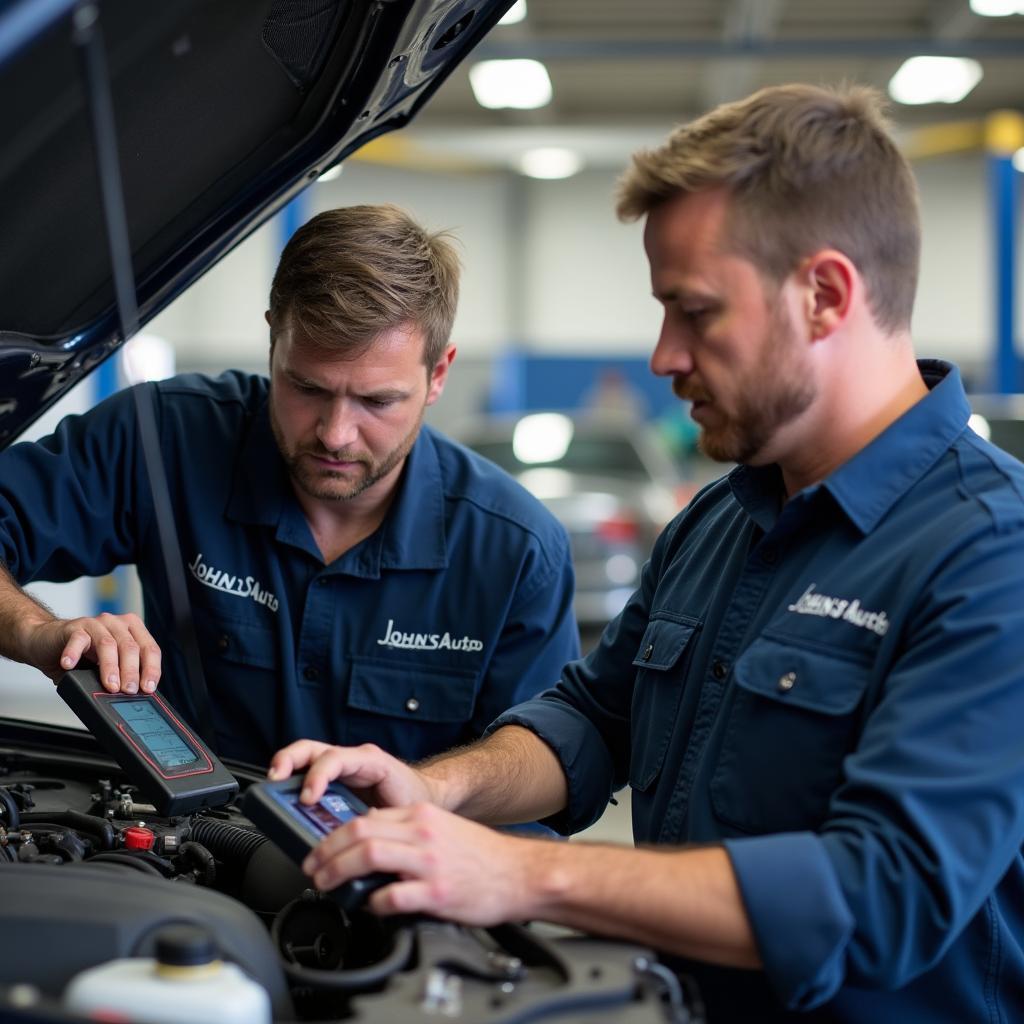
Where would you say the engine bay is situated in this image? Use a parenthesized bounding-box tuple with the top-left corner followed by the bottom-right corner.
(0, 718, 700, 1023)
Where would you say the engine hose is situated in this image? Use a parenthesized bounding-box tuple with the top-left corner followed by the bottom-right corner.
(176, 840, 217, 885)
(276, 923, 415, 992)
(19, 809, 115, 850)
(486, 921, 569, 980)
(0, 788, 20, 830)
(189, 817, 269, 861)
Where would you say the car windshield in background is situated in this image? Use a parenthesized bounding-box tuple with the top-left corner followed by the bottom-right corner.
(967, 395, 1024, 463)
(981, 417, 1024, 458)
(470, 436, 648, 477)
(454, 412, 700, 632)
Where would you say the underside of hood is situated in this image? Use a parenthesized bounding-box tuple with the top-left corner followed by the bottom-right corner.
(0, 0, 509, 445)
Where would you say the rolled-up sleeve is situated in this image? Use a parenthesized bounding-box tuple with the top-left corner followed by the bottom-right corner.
(725, 832, 854, 1007)
(488, 696, 617, 834)
(488, 526, 674, 834)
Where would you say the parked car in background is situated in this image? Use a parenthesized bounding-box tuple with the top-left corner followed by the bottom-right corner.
(455, 410, 723, 631)
(967, 394, 1024, 462)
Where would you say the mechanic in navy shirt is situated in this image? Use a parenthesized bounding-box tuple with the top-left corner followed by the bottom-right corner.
(272, 87, 1024, 1021)
(0, 204, 579, 765)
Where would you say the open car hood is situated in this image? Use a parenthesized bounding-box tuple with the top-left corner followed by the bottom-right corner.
(0, 0, 508, 447)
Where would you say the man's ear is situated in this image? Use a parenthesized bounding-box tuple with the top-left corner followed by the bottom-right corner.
(426, 345, 457, 406)
(800, 250, 856, 341)
(264, 311, 275, 367)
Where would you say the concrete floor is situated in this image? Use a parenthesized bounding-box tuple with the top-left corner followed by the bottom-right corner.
(571, 788, 634, 845)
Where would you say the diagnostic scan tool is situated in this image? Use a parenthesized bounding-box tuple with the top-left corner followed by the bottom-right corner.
(244, 776, 397, 910)
(56, 669, 238, 816)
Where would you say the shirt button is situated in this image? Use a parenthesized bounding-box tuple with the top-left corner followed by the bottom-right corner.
(641, 644, 654, 662)
(316, 577, 329, 587)
(303, 666, 320, 682)
(217, 634, 230, 652)
(762, 545, 778, 565)
(778, 671, 797, 692)
(405, 697, 420, 712)
(712, 660, 727, 680)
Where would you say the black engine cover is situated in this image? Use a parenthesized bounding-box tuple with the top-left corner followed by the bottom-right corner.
(0, 863, 291, 1017)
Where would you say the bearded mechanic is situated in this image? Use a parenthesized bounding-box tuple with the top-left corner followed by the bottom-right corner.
(0, 204, 579, 765)
(273, 86, 1024, 1021)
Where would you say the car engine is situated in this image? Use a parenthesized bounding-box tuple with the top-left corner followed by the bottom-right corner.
(0, 719, 702, 1023)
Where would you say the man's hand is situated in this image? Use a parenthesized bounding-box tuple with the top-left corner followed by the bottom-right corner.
(24, 612, 161, 694)
(302, 801, 540, 926)
(302, 803, 761, 967)
(268, 740, 555, 927)
(268, 740, 443, 810)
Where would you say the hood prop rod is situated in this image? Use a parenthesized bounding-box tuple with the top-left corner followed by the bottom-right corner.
(73, 2, 217, 752)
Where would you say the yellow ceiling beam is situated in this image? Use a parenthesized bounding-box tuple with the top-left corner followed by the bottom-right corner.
(984, 110, 1024, 156)
(348, 134, 496, 173)
(902, 120, 985, 160)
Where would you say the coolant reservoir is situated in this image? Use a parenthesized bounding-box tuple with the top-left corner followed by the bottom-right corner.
(64, 924, 271, 1024)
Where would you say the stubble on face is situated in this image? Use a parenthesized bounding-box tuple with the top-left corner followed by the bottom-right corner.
(675, 300, 816, 464)
(270, 404, 425, 503)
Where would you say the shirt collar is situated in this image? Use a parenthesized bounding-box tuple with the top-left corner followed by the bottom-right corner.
(728, 463, 785, 534)
(823, 359, 969, 534)
(228, 405, 449, 573)
(728, 359, 969, 536)
(227, 398, 289, 528)
(375, 424, 448, 572)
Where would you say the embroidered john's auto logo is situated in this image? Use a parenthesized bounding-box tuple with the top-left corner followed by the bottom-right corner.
(188, 552, 279, 613)
(376, 618, 483, 652)
(787, 583, 889, 637)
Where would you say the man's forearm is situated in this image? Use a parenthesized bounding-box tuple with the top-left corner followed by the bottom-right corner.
(524, 840, 761, 968)
(0, 562, 54, 663)
(418, 724, 568, 825)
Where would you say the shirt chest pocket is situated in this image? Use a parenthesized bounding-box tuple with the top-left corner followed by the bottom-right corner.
(205, 618, 278, 671)
(194, 613, 280, 758)
(710, 637, 871, 834)
(342, 657, 480, 762)
(629, 617, 699, 792)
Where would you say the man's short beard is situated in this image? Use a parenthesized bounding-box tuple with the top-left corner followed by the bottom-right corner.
(270, 409, 423, 502)
(694, 304, 815, 465)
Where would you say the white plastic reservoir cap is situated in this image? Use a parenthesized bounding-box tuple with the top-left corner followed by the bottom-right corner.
(64, 924, 271, 1024)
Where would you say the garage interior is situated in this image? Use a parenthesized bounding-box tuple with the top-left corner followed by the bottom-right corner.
(4, 0, 1024, 852)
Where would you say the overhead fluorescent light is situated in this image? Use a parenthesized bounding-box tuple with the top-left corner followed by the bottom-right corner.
(513, 413, 573, 464)
(968, 413, 992, 440)
(519, 147, 583, 179)
(499, 1, 527, 25)
(970, 0, 1024, 15)
(888, 56, 983, 105)
(469, 59, 552, 110)
(318, 165, 343, 183)
(119, 334, 175, 384)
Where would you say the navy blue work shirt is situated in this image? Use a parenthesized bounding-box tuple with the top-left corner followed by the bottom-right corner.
(493, 360, 1024, 1021)
(0, 371, 579, 766)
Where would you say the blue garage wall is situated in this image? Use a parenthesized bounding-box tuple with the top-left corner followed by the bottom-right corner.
(487, 351, 677, 419)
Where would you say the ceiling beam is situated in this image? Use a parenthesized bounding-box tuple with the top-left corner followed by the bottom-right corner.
(721, 0, 785, 42)
(704, 0, 784, 108)
(473, 37, 1024, 61)
(930, 0, 983, 40)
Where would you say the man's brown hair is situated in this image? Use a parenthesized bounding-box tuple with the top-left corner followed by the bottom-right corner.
(268, 203, 460, 367)
(616, 83, 920, 333)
